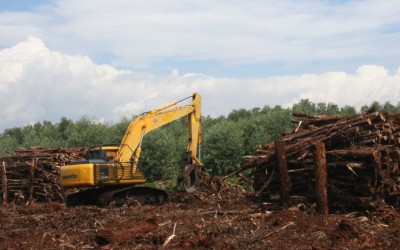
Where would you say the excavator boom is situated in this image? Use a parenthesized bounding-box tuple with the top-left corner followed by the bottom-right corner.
(118, 93, 202, 170)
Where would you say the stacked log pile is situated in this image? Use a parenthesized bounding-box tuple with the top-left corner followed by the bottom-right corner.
(1, 146, 87, 204)
(240, 112, 400, 211)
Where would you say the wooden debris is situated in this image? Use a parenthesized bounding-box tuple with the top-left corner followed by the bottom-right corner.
(0, 146, 87, 204)
(1, 160, 7, 204)
(96, 218, 159, 245)
(275, 140, 291, 208)
(314, 141, 328, 215)
(241, 112, 400, 212)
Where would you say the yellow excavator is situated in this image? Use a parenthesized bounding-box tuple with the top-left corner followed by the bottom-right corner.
(60, 93, 203, 206)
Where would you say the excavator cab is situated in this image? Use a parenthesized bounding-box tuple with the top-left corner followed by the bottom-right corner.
(86, 144, 119, 162)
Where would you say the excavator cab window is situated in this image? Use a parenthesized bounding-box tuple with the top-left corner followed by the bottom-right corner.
(87, 149, 101, 160)
(87, 147, 118, 162)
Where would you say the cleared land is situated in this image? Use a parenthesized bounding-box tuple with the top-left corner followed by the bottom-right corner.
(1, 174, 400, 249)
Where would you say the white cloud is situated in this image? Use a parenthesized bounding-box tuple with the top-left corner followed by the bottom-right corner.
(356, 65, 388, 79)
(0, 0, 399, 71)
(1, 37, 399, 132)
(171, 69, 179, 77)
(114, 92, 160, 115)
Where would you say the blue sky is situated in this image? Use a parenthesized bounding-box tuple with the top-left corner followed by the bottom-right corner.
(1, 0, 399, 77)
(0, 0, 400, 131)
(0, 0, 50, 11)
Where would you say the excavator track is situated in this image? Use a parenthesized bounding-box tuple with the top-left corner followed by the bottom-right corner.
(66, 186, 168, 207)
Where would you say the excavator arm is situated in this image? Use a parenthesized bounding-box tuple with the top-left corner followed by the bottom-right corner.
(117, 93, 203, 191)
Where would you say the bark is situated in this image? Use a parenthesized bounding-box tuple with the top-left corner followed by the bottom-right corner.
(1, 160, 7, 204)
(275, 140, 291, 208)
(314, 141, 328, 215)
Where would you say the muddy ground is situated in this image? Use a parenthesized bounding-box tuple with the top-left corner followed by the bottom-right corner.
(1, 175, 400, 249)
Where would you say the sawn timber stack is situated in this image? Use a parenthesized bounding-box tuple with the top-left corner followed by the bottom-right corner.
(241, 112, 400, 211)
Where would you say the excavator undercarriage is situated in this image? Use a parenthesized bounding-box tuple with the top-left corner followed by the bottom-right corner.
(65, 186, 169, 207)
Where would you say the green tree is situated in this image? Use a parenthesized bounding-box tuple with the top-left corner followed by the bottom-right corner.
(326, 103, 340, 115)
(241, 115, 272, 155)
(340, 105, 357, 115)
(382, 101, 397, 113)
(251, 107, 261, 115)
(227, 108, 251, 122)
(202, 120, 244, 175)
(263, 107, 293, 140)
(316, 102, 328, 114)
(58, 117, 73, 140)
(361, 101, 382, 113)
(108, 116, 132, 143)
(292, 99, 317, 114)
(260, 105, 272, 114)
(0, 136, 18, 156)
(241, 107, 292, 155)
(139, 128, 184, 181)
(64, 116, 111, 147)
(3, 127, 24, 144)
(22, 128, 53, 147)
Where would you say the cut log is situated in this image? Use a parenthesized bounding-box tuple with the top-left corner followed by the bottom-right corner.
(275, 140, 291, 208)
(314, 141, 328, 215)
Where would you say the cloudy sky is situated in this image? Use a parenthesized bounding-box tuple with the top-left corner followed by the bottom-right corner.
(0, 0, 400, 132)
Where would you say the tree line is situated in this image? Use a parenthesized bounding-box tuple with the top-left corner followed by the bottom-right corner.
(1, 99, 400, 181)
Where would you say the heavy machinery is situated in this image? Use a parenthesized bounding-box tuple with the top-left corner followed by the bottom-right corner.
(60, 93, 203, 207)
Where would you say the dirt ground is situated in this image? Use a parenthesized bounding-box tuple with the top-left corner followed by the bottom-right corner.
(1, 175, 400, 249)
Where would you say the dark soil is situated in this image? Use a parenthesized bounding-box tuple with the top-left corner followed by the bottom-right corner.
(1, 175, 400, 249)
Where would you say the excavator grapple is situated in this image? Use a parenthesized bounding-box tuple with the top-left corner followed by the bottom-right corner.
(177, 164, 201, 193)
